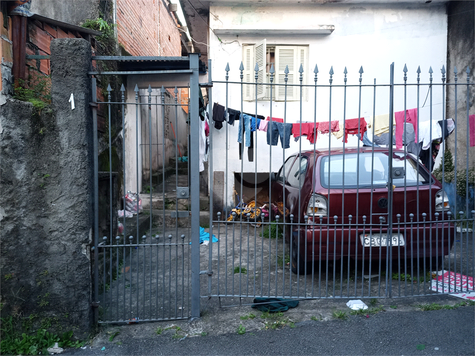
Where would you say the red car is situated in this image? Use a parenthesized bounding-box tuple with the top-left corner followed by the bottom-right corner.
(271, 148, 453, 274)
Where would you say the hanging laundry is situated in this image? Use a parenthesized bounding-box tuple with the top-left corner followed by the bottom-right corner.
(318, 120, 340, 134)
(395, 108, 418, 149)
(267, 121, 293, 149)
(258, 120, 269, 132)
(266, 116, 284, 123)
(340, 118, 367, 143)
(212, 103, 225, 130)
(419, 120, 442, 150)
(292, 122, 318, 144)
(368, 114, 394, 136)
(470, 115, 475, 147)
(227, 108, 240, 125)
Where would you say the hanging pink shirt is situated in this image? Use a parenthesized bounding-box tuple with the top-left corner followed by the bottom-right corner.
(395, 108, 418, 149)
(266, 116, 284, 123)
(258, 120, 269, 132)
(318, 121, 339, 134)
(470, 115, 475, 147)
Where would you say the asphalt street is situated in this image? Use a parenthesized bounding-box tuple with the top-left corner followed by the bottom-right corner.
(63, 301, 474, 356)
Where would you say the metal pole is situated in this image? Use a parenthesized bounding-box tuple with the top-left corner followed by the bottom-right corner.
(189, 53, 201, 319)
(387, 62, 395, 298)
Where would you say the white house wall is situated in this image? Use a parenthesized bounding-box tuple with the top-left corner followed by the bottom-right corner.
(208, 3, 448, 206)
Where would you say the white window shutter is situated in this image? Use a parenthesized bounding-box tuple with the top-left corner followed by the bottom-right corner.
(297, 46, 308, 101)
(242, 45, 254, 101)
(275, 46, 297, 101)
(255, 39, 266, 100)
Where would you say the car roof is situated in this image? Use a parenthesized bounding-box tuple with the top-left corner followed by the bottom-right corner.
(300, 147, 408, 157)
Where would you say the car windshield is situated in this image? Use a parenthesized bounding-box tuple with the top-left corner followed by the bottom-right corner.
(320, 152, 430, 188)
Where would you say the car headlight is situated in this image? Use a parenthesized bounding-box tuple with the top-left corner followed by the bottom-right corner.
(307, 193, 328, 216)
(435, 189, 450, 212)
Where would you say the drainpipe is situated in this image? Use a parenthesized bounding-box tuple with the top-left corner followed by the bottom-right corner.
(11, 14, 27, 87)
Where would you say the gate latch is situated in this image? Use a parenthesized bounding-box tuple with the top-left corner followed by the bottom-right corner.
(200, 270, 213, 276)
(176, 187, 189, 199)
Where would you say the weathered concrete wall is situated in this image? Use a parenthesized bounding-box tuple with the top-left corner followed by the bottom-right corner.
(30, 0, 100, 26)
(446, 1, 475, 168)
(0, 38, 94, 338)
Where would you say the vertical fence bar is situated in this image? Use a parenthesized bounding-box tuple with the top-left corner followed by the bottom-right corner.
(91, 77, 100, 323)
(386, 62, 395, 298)
(189, 53, 201, 318)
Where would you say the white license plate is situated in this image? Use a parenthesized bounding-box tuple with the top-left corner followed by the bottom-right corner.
(359, 233, 405, 247)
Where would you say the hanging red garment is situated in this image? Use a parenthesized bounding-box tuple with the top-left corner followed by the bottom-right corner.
(343, 118, 367, 143)
(318, 121, 339, 134)
(395, 108, 418, 149)
(292, 123, 318, 144)
(266, 116, 284, 123)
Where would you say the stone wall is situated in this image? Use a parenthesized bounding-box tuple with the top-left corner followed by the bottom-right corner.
(446, 1, 475, 168)
(0, 38, 94, 338)
(30, 0, 100, 26)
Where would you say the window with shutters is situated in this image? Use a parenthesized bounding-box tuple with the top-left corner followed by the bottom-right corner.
(242, 41, 308, 102)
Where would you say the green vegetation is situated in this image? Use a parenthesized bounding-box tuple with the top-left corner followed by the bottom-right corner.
(261, 222, 284, 239)
(13, 77, 51, 113)
(332, 310, 348, 320)
(260, 311, 294, 330)
(418, 300, 475, 311)
(237, 325, 246, 335)
(233, 266, 247, 274)
(240, 313, 256, 320)
(0, 317, 83, 355)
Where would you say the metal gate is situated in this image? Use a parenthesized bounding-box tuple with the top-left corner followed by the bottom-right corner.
(204, 62, 474, 305)
(91, 55, 474, 324)
(91, 54, 203, 323)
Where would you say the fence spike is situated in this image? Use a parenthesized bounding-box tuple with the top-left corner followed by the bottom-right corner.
(466, 66, 471, 74)
(454, 66, 458, 74)
(429, 66, 433, 74)
(343, 67, 348, 75)
(359, 66, 364, 74)
(270, 63, 275, 75)
(148, 84, 152, 93)
(329, 66, 334, 76)
(174, 86, 178, 95)
(284, 65, 289, 83)
(314, 64, 319, 74)
(441, 65, 446, 75)
(254, 62, 259, 72)
(416, 66, 421, 74)
(134, 84, 139, 92)
(299, 64, 304, 73)
(120, 84, 125, 92)
(403, 64, 408, 73)
(239, 62, 244, 71)
(225, 63, 230, 72)
(107, 84, 112, 92)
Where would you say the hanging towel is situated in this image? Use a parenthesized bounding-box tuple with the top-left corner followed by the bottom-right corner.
(370, 114, 394, 136)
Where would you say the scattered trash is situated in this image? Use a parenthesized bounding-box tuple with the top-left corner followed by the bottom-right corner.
(346, 300, 368, 310)
(431, 270, 475, 300)
(435, 347, 440, 351)
(117, 222, 124, 234)
(456, 227, 473, 233)
(127, 317, 139, 324)
(251, 297, 299, 312)
(178, 156, 188, 162)
(81, 346, 87, 350)
(101, 346, 106, 351)
(416, 344, 426, 351)
(118, 210, 133, 218)
(125, 191, 143, 215)
(189, 227, 218, 245)
(47, 343, 63, 354)
(363, 274, 379, 279)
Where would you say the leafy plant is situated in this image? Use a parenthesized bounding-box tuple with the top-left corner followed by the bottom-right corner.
(237, 325, 246, 335)
(261, 222, 284, 239)
(332, 310, 348, 320)
(233, 266, 247, 274)
(13, 77, 51, 112)
(0, 317, 83, 356)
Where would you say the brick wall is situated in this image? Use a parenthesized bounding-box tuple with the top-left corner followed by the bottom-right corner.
(117, 0, 182, 57)
(158, 0, 181, 56)
(116, 0, 160, 56)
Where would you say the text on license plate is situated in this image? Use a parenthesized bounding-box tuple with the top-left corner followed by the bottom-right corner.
(359, 233, 405, 247)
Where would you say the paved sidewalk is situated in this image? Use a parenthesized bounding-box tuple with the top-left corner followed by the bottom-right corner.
(63, 295, 474, 355)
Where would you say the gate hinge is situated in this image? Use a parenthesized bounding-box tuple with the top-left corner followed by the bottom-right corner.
(91, 301, 100, 308)
(199, 270, 213, 276)
(89, 102, 98, 108)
